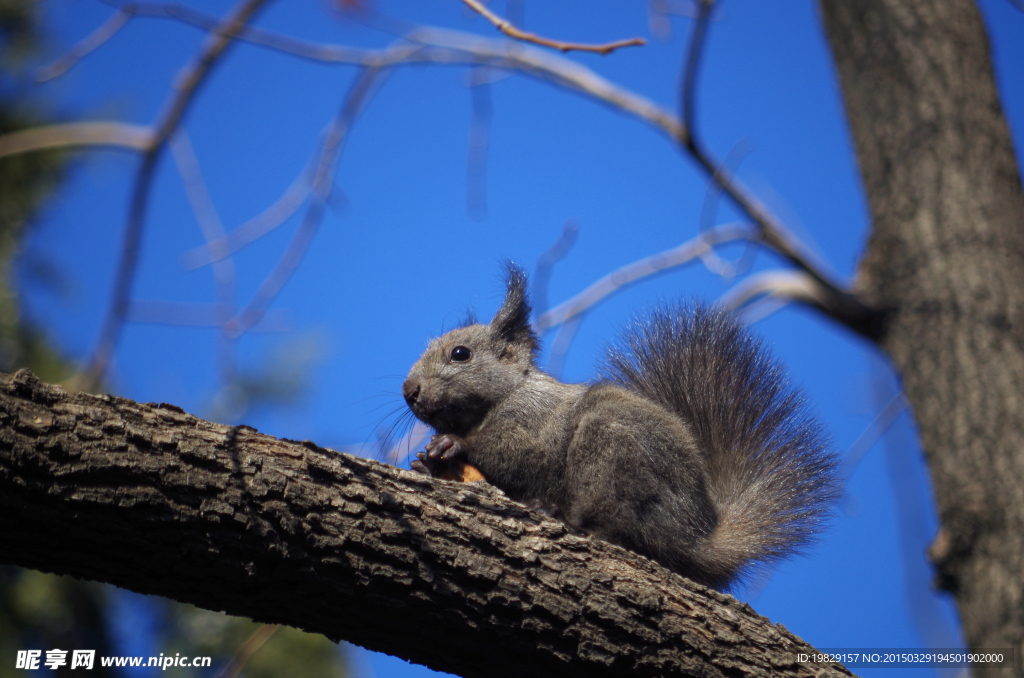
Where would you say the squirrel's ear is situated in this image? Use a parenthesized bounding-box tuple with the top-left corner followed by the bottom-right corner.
(490, 263, 539, 353)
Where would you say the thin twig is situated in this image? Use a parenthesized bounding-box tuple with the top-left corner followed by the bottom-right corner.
(843, 392, 910, 480)
(718, 269, 827, 310)
(168, 130, 238, 383)
(533, 219, 581, 319)
(127, 301, 291, 331)
(466, 64, 492, 221)
(180, 159, 313, 269)
(697, 137, 756, 278)
(118, 0, 370, 63)
(679, 0, 713, 137)
(673, 3, 880, 339)
(214, 624, 280, 678)
(227, 66, 385, 338)
(715, 268, 872, 334)
(458, 0, 646, 55)
(534, 221, 753, 333)
(36, 9, 132, 81)
(76, 0, 271, 392)
(731, 294, 792, 325)
(544, 314, 582, 380)
(0, 122, 153, 159)
(43, 7, 878, 342)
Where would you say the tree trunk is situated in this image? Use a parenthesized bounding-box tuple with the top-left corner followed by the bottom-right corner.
(819, 0, 1024, 671)
(0, 369, 851, 678)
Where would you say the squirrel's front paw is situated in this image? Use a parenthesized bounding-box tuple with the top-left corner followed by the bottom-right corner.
(411, 436, 486, 483)
(425, 433, 466, 461)
(411, 452, 438, 476)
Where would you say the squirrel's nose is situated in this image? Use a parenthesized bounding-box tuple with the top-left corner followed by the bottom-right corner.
(403, 378, 420, 407)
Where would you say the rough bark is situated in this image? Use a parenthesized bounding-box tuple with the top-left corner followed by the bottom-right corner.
(818, 0, 1024, 672)
(0, 370, 851, 678)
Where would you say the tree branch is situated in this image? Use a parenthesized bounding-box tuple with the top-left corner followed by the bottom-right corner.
(35, 10, 864, 340)
(226, 66, 384, 338)
(534, 221, 753, 333)
(0, 369, 850, 678)
(77, 0, 271, 392)
(458, 0, 646, 55)
(0, 122, 154, 158)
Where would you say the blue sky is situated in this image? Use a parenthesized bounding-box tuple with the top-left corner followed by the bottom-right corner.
(17, 1, 1024, 676)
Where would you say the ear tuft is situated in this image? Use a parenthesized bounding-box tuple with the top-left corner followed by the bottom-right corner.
(490, 262, 539, 356)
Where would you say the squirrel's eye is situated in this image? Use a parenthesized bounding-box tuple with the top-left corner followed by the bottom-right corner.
(450, 346, 472, 363)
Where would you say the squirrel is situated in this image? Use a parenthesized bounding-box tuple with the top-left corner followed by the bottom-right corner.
(403, 265, 838, 590)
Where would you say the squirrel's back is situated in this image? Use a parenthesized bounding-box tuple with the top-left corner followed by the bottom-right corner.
(600, 303, 839, 585)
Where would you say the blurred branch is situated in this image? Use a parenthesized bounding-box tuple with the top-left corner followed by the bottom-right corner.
(180, 160, 313, 269)
(842, 392, 909, 480)
(466, 64, 492, 221)
(533, 219, 581, 319)
(534, 221, 752, 332)
(717, 269, 865, 330)
(127, 301, 291, 332)
(76, 0, 271, 392)
(100, 0, 371, 64)
(35, 8, 132, 81)
(168, 130, 238, 382)
(36, 6, 882, 354)
(82, 10, 682, 143)
(45, 6, 863, 330)
(458, 0, 646, 54)
(215, 624, 280, 678)
(674, 2, 881, 340)
(227, 66, 385, 338)
(0, 122, 153, 158)
(679, 0, 713, 135)
(544, 314, 582, 380)
(647, 0, 705, 39)
(697, 137, 756, 278)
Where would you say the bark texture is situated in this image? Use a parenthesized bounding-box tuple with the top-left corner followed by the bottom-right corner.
(819, 0, 1024, 671)
(0, 370, 851, 678)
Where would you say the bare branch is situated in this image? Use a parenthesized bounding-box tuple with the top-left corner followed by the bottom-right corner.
(716, 269, 875, 333)
(42, 9, 878, 344)
(35, 8, 132, 81)
(0, 122, 154, 158)
(127, 301, 291, 332)
(77, 0, 271, 392)
(679, 0, 714, 134)
(227, 66, 385, 338)
(544, 314, 583, 379)
(697, 137, 757, 278)
(842, 392, 910, 480)
(466, 65, 493, 220)
(458, 0, 646, 55)
(216, 625, 280, 678)
(672, 3, 881, 339)
(101, 1, 371, 64)
(168, 130, 239, 382)
(180, 161, 312, 269)
(534, 221, 753, 332)
(533, 219, 581, 319)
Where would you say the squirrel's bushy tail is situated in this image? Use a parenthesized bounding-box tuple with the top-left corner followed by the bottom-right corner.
(601, 303, 839, 585)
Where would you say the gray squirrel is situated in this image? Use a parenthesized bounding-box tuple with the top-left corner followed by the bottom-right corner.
(403, 265, 838, 590)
